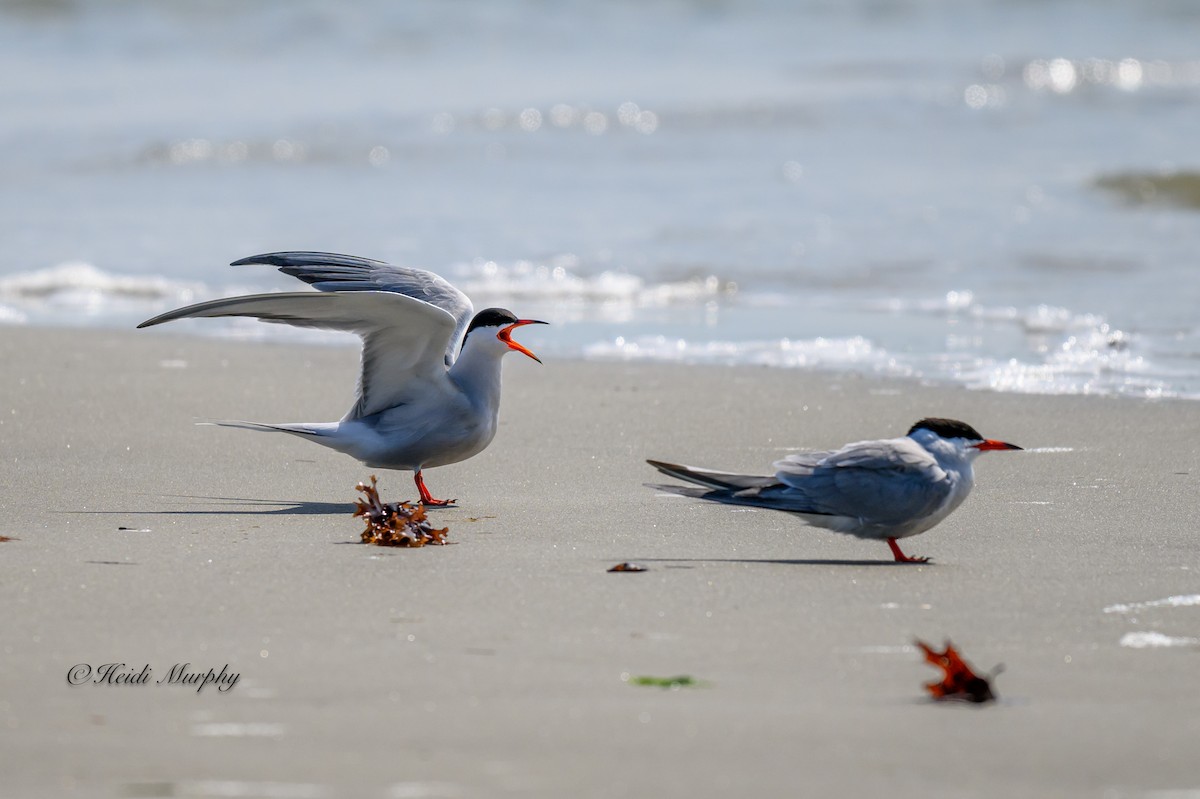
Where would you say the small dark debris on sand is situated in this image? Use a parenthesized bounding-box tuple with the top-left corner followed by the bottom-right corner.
(629, 675, 701, 689)
(608, 562, 648, 572)
(354, 476, 449, 547)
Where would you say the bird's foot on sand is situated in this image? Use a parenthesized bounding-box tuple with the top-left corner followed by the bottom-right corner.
(414, 470, 457, 507)
(887, 538, 931, 564)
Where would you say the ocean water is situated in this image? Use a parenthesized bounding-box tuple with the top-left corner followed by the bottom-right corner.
(3, 0, 1199, 398)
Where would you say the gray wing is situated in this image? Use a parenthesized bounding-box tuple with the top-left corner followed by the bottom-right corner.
(138, 291, 458, 420)
(232, 252, 474, 366)
(769, 437, 952, 525)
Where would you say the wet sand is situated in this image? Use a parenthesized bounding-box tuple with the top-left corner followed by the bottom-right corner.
(2, 327, 1198, 798)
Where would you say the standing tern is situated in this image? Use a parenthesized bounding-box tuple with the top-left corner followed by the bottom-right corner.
(647, 418, 1021, 563)
(138, 251, 546, 506)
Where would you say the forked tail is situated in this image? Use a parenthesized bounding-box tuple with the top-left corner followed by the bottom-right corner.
(645, 459, 775, 491)
(201, 420, 338, 438)
(645, 458, 832, 515)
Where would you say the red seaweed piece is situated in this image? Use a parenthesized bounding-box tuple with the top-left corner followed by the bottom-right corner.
(915, 639, 998, 704)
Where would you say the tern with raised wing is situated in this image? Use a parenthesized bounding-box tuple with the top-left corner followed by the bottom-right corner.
(138, 251, 546, 506)
(647, 418, 1021, 563)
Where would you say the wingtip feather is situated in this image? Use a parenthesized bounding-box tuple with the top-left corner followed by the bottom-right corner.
(230, 252, 277, 267)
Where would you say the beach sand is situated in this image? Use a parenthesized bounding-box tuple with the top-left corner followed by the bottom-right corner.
(2, 327, 1198, 798)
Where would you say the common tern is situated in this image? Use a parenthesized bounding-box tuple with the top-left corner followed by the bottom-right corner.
(647, 417, 1021, 563)
(138, 251, 546, 505)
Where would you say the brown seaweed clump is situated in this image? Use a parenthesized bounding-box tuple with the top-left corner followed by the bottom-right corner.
(354, 476, 449, 547)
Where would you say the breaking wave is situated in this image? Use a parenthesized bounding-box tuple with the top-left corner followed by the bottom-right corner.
(0, 262, 205, 321)
(0, 264, 1193, 399)
(456, 257, 734, 306)
(586, 291, 1193, 399)
(585, 334, 905, 374)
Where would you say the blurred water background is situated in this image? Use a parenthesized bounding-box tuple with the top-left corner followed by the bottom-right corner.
(2, 0, 1199, 398)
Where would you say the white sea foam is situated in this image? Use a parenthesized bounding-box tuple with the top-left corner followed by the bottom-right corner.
(839, 644, 918, 654)
(959, 353, 1170, 398)
(582, 315, 1179, 398)
(584, 334, 907, 374)
(153, 780, 327, 798)
(0, 261, 1193, 399)
(457, 257, 732, 306)
(873, 292, 1128, 342)
(1119, 631, 1199, 649)
(0, 262, 196, 300)
(388, 782, 465, 799)
(1103, 595, 1200, 614)
(0, 262, 204, 315)
(0, 303, 26, 325)
(952, 301, 1164, 396)
(896, 294, 1147, 392)
(190, 722, 286, 737)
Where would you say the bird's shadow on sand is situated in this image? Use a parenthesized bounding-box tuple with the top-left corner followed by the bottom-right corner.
(66, 495, 360, 517)
(630, 557, 929, 568)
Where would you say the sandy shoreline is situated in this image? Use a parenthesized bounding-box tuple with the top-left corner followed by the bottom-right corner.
(2, 326, 1199, 798)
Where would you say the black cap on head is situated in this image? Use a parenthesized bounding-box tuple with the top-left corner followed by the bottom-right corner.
(465, 308, 520, 335)
(907, 417, 984, 441)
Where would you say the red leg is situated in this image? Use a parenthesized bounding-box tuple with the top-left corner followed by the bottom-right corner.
(414, 470, 455, 507)
(887, 537, 930, 564)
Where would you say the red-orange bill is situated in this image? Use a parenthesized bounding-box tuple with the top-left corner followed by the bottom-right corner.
(498, 319, 547, 363)
(973, 439, 1022, 451)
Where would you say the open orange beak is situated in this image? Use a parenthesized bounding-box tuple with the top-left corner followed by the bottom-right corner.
(973, 439, 1022, 451)
(497, 319, 547, 363)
